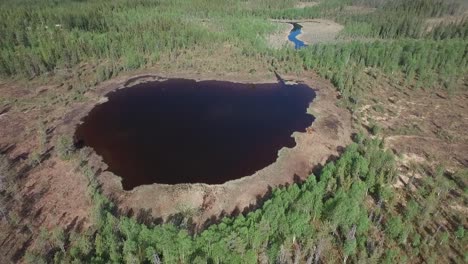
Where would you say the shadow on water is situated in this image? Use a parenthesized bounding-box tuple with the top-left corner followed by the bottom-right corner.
(75, 79, 315, 190)
(288, 23, 307, 49)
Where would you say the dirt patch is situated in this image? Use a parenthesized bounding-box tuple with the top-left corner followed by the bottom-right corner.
(295, 2, 319, 9)
(297, 19, 344, 44)
(357, 74, 468, 172)
(0, 86, 93, 262)
(393, 153, 427, 189)
(55, 71, 352, 227)
(356, 75, 468, 263)
(344, 5, 377, 14)
(0, 158, 92, 262)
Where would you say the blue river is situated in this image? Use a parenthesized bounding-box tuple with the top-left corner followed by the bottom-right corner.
(288, 23, 307, 49)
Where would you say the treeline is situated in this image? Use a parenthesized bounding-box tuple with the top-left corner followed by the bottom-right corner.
(1, 0, 467, 82)
(0, 0, 222, 78)
(0, 0, 278, 79)
(383, 0, 463, 17)
(263, 0, 467, 41)
(265, 39, 468, 108)
(299, 39, 467, 102)
(338, 0, 467, 39)
(24, 135, 466, 263)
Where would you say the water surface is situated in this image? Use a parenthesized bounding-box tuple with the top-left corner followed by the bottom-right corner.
(75, 79, 315, 190)
(288, 23, 307, 49)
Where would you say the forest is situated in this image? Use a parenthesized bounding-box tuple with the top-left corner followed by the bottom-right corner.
(0, 0, 466, 108)
(21, 135, 466, 263)
(1, 0, 467, 85)
(0, 0, 467, 263)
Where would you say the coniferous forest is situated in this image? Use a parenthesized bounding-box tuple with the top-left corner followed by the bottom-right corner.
(0, 0, 467, 263)
(1, 0, 466, 106)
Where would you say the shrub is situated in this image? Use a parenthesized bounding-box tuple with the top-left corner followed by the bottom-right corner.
(455, 226, 465, 239)
(56, 135, 75, 160)
(370, 123, 381, 135)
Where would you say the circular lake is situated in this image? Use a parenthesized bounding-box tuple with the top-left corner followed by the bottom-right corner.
(75, 78, 315, 190)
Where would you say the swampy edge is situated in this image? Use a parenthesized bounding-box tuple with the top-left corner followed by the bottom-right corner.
(75, 78, 316, 190)
(60, 72, 351, 223)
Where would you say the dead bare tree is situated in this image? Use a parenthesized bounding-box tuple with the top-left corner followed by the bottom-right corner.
(313, 239, 325, 264)
(277, 244, 291, 264)
(293, 237, 302, 264)
(152, 253, 161, 264)
(347, 225, 357, 241)
(369, 199, 383, 223)
(306, 246, 314, 264)
(306, 236, 328, 264)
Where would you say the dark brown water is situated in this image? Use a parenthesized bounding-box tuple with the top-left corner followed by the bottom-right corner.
(75, 79, 315, 190)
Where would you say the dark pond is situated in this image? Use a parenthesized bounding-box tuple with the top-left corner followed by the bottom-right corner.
(75, 79, 315, 190)
(288, 23, 307, 49)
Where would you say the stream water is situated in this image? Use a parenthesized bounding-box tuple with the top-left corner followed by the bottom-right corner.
(288, 23, 307, 49)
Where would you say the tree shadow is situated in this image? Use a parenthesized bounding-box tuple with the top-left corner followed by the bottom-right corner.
(446, 171, 466, 191)
(64, 216, 87, 234)
(11, 152, 28, 165)
(313, 152, 341, 181)
(197, 185, 275, 232)
(0, 144, 16, 155)
(200, 210, 228, 231)
(137, 208, 158, 226)
(19, 185, 49, 219)
(11, 236, 32, 263)
(0, 105, 11, 116)
(45, 126, 56, 143)
(311, 164, 324, 179)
